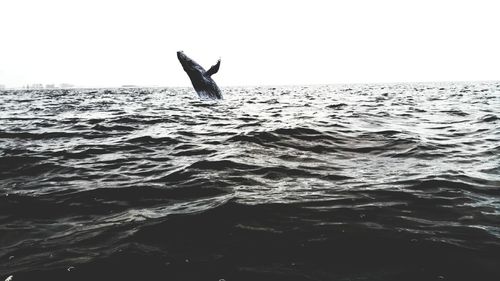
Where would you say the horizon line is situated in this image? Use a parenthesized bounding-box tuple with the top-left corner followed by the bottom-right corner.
(1, 79, 499, 90)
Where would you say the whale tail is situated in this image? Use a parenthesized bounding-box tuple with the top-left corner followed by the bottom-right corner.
(205, 59, 221, 77)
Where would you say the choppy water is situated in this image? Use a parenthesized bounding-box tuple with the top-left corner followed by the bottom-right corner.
(1, 82, 500, 281)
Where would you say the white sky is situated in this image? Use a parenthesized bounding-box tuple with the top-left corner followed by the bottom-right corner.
(0, 0, 499, 88)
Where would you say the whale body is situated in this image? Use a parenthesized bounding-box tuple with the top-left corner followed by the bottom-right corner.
(177, 51, 222, 99)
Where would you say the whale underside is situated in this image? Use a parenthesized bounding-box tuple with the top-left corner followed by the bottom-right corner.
(177, 51, 222, 99)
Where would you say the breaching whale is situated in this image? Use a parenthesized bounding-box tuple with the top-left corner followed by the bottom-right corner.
(177, 51, 222, 99)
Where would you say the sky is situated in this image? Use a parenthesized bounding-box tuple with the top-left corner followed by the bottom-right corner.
(0, 0, 499, 88)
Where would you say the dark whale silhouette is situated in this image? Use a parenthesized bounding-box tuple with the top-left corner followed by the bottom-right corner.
(177, 51, 222, 99)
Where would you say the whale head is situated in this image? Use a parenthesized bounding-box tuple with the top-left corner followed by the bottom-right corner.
(177, 50, 186, 61)
(177, 50, 203, 74)
(177, 50, 188, 67)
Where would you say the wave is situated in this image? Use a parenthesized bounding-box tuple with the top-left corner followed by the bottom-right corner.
(2, 83, 500, 280)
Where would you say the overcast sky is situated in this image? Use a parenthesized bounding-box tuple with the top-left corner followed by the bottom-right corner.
(0, 0, 499, 88)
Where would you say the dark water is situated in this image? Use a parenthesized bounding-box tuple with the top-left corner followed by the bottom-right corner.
(1, 83, 499, 281)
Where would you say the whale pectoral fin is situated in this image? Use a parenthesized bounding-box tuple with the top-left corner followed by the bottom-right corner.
(205, 59, 221, 77)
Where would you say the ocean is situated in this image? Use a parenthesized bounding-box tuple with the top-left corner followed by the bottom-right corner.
(1, 82, 499, 280)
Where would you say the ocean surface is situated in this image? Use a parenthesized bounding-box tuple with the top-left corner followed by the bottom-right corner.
(1, 82, 499, 281)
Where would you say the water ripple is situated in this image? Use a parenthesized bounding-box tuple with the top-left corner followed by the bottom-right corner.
(1, 83, 500, 280)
